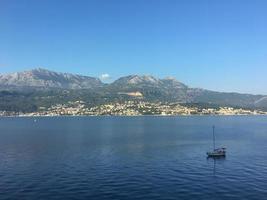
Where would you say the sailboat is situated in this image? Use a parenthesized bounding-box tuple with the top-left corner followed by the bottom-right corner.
(207, 126, 226, 157)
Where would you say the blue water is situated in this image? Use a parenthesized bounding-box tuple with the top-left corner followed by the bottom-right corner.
(0, 116, 267, 200)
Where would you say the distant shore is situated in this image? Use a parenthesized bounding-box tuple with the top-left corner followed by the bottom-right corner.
(1, 113, 267, 118)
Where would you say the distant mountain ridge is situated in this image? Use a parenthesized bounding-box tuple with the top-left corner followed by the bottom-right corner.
(111, 75, 187, 89)
(0, 68, 266, 112)
(0, 68, 103, 89)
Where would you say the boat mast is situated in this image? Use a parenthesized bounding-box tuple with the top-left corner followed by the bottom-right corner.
(213, 125, 215, 150)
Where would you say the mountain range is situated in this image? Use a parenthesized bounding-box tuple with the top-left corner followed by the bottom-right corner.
(0, 68, 266, 112)
(0, 68, 102, 90)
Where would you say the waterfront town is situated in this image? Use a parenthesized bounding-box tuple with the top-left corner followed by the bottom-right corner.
(1, 100, 266, 117)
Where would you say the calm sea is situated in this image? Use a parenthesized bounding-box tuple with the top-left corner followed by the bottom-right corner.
(0, 116, 267, 200)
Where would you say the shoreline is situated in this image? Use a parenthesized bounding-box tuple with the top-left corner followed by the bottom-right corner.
(1, 114, 267, 118)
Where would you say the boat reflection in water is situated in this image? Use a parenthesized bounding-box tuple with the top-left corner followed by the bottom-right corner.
(207, 156, 226, 176)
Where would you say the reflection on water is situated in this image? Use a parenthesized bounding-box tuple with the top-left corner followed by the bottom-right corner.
(207, 157, 226, 176)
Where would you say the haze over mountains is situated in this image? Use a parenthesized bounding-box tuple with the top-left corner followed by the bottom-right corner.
(0, 68, 266, 112)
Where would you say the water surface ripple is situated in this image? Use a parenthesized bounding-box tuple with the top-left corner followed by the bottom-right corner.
(0, 116, 267, 200)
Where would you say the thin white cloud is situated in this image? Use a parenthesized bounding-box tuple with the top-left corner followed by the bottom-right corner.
(99, 73, 111, 81)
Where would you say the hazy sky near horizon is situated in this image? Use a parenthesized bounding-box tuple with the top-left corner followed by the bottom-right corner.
(1, 0, 267, 94)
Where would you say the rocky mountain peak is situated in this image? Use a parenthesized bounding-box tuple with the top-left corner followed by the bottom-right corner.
(0, 68, 103, 89)
(127, 75, 159, 85)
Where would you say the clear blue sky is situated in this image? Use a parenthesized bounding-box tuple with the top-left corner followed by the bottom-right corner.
(1, 0, 267, 94)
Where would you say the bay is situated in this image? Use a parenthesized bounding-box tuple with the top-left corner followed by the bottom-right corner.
(0, 116, 267, 200)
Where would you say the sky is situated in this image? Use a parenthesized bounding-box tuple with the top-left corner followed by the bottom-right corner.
(0, 0, 267, 94)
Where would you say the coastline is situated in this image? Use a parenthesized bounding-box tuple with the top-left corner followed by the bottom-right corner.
(1, 113, 267, 118)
